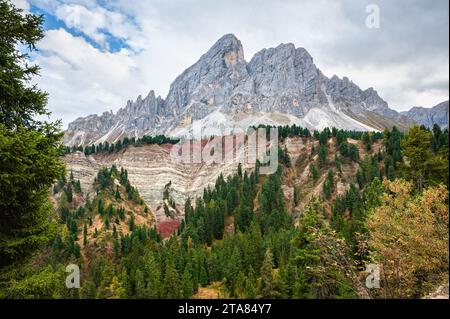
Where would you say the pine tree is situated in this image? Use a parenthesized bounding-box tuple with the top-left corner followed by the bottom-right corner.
(244, 266, 257, 298)
(181, 268, 194, 298)
(325, 169, 334, 197)
(259, 249, 280, 298)
(362, 132, 372, 151)
(64, 184, 73, 203)
(74, 180, 82, 193)
(113, 238, 119, 258)
(163, 259, 180, 298)
(401, 125, 447, 190)
(236, 204, 253, 232)
(98, 199, 105, 216)
(115, 186, 121, 200)
(231, 271, 246, 297)
(224, 247, 241, 290)
(135, 269, 146, 299)
(349, 144, 360, 161)
(318, 145, 327, 167)
(310, 143, 315, 158)
(73, 243, 81, 258)
(0, 63, 66, 268)
(293, 186, 300, 206)
(334, 154, 342, 172)
(83, 224, 88, 246)
(310, 165, 319, 181)
(199, 260, 209, 286)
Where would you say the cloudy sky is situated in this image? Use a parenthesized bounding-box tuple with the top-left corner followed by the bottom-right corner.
(12, 0, 449, 128)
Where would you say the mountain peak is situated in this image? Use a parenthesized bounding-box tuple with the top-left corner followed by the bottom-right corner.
(65, 34, 423, 146)
(401, 100, 449, 128)
(216, 33, 240, 43)
(206, 33, 245, 62)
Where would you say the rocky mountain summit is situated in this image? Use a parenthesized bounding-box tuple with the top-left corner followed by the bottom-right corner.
(65, 34, 435, 146)
(401, 100, 449, 129)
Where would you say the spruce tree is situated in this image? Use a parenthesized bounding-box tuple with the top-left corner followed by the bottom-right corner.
(244, 266, 257, 298)
(135, 269, 146, 299)
(259, 249, 280, 298)
(115, 186, 121, 200)
(310, 164, 319, 181)
(181, 268, 194, 298)
(83, 224, 88, 246)
(163, 259, 180, 298)
(318, 145, 327, 167)
(293, 186, 300, 206)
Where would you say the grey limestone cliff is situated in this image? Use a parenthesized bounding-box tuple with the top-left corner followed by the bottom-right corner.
(64, 33, 426, 146)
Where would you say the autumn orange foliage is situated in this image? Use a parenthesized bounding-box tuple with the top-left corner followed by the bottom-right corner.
(366, 179, 449, 298)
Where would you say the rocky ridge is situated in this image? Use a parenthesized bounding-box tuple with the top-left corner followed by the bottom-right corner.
(64, 141, 256, 222)
(401, 100, 449, 129)
(64, 34, 419, 146)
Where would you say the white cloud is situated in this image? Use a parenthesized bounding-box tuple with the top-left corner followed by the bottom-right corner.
(323, 56, 450, 110)
(33, 28, 148, 126)
(55, 4, 107, 44)
(53, 4, 140, 50)
(11, 0, 30, 12)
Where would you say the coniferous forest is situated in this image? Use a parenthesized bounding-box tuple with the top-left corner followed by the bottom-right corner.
(0, 0, 449, 300)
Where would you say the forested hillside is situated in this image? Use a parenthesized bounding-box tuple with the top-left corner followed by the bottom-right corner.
(0, 0, 448, 300)
(1, 122, 448, 299)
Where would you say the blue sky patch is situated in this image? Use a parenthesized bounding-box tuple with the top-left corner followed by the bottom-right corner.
(30, 4, 129, 53)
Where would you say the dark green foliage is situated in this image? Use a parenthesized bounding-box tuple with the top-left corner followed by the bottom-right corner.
(339, 141, 359, 161)
(349, 144, 360, 161)
(97, 167, 113, 189)
(11, 123, 446, 299)
(357, 155, 380, 188)
(318, 145, 327, 167)
(69, 134, 180, 156)
(323, 169, 334, 199)
(257, 169, 291, 235)
(278, 145, 291, 166)
(361, 132, 373, 151)
(181, 268, 194, 298)
(383, 126, 403, 166)
(310, 164, 319, 181)
(334, 154, 342, 172)
(290, 198, 356, 298)
(64, 184, 73, 203)
(339, 140, 349, 156)
(319, 128, 330, 146)
(83, 224, 88, 246)
(185, 170, 258, 244)
(74, 180, 82, 193)
(258, 249, 281, 298)
(163, 259, 180, 298)
(401, 125, 449, 190)
(0, 0, 48, 129)
(0, 124, 66, 267)
(293, 186, 300, 206)
(0, 2, 66, 266)
(253, 124, 311, 140)
(115, 186, 121, 200)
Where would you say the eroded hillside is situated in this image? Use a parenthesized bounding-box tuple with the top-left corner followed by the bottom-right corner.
(62, 134, 382, 231)
(62, 142, 255, 222)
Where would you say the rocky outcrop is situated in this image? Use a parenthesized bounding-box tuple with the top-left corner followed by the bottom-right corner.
(64, 91, 166, 146)
(401, 100, 449, 129)
(64, 142, 255, 222)
(65, 33, 420, 146)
